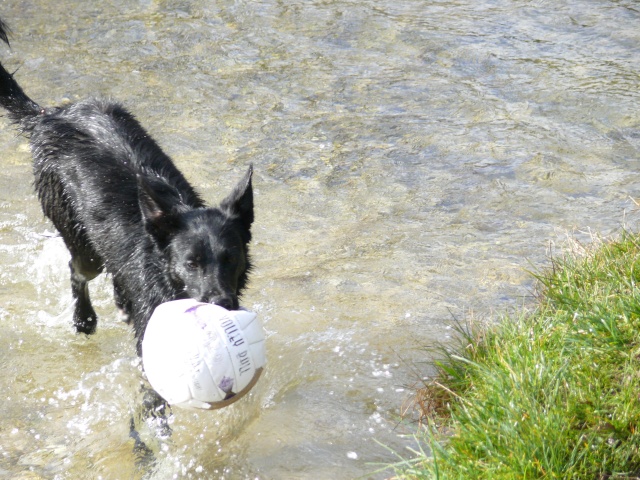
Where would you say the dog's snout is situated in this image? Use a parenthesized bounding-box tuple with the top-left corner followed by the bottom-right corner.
(200, 292, 237, 311)
(213, 296, 237, 310)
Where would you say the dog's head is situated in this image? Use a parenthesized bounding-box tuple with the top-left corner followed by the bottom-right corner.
(138, 166, 253, 309)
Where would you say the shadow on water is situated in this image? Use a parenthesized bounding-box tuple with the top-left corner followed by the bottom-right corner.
(1, 0, 639, 478)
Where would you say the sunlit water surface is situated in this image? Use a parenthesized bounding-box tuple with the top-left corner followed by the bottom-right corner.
(1, 0, 639, 478)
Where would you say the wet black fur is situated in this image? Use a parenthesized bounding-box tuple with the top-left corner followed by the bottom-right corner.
(0, 18, 9, 46)
(0, 22, 254, 355)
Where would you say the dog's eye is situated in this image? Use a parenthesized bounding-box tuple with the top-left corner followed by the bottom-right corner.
(185, 259, 199, 270)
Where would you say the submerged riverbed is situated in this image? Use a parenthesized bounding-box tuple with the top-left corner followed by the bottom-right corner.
(0, 1, 639, 478)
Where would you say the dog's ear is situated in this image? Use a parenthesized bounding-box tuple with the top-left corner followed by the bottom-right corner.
(220, 165, 254, 230)
(137, 175, 181, 247)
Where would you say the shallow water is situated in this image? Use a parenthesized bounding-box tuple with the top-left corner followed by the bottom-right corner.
(0, 0, 639, 478)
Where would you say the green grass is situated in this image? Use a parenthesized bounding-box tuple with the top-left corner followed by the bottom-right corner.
(391, 233, 640, 479)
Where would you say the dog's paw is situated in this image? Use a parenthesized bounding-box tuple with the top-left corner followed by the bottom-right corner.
(74, 314, 97, 335)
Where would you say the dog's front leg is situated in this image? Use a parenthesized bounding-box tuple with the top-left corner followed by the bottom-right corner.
(129, 384, 173, 468)
(113, 279, 132, 323)
(69, 257, 98, 334)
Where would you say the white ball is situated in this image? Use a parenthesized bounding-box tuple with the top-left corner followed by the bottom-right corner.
(142, 299, 266, 410)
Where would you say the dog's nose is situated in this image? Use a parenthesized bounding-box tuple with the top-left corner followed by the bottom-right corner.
(208, 294, 237, 311)
(213, 297, 233, 310)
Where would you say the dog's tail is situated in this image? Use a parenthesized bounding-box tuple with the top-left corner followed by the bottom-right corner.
(0, 19, 42, 131)
(0, 18, 10, 46)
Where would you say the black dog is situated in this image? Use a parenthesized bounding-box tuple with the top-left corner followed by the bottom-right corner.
(0, 22, 254, 357)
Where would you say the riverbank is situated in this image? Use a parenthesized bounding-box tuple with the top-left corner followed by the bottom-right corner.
(391, 233, 640, 479)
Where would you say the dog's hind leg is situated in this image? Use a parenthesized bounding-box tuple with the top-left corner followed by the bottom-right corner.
(69, 254, 102, 334)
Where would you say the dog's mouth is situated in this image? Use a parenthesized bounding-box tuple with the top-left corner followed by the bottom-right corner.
(194, 292, 238, 311)
(174, 290, 191, 301)
(176, 287, 238, 310)
(209, 296, 238, 311)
